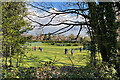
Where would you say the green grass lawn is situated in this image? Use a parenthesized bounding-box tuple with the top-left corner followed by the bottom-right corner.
(21, 43, 90, 67)
(3, 43, 102, 68)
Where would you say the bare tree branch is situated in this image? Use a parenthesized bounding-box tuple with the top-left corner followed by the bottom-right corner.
(31, 13, 54, 18)
(26, 15, 89, 26)
(26, 16, 43, 26)
(59, 8, 89, 12)
(51, 25, 71, 34)
(57, 25, 74, 35)
(27, 3, 52, 14)
(47, 14, 57, 24)
(26, 3, 90, 36)
(28, 3, 90, 19)
(75, 25, 82, 40)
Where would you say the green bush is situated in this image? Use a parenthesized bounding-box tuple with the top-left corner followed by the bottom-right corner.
(51, 42, 55, 45)
(2, 61, 119, 79)
(72, 43, 79, 46)
(56, 43, 60, 46)
(117, 41, 120, 48)
(66, 43, 72, 46)
(32, 40, 38, 42)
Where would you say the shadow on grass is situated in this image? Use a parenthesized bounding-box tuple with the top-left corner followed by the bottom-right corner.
(22, 52, 88, 67)
(45, 57, 53, 60)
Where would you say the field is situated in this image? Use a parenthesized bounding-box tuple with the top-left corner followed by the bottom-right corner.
(2, 42, 102, 68)
(21, 42, 90, 67)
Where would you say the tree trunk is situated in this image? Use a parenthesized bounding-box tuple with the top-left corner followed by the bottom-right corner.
(9, 46, 13, 67)
(5, 57, 7, 68)
(16, 53, 19, 67)
(88, 2, 97, 65)
(5, 45, 9, 68)
(99, 46, 109, 62)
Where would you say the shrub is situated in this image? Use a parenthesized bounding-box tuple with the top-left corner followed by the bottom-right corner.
(2, 61, 119, 79)
(66, 43, 72, 46)
(32, 40, 38, 42)
(56, 43, 60, 46)
(72, 43, 79, 46)
(51, 42, 55, 45)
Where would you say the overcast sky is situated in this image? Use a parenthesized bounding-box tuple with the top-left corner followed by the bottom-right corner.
(25, 2, 88, 37)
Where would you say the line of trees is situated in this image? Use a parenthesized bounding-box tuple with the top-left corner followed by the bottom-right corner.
(22, 33, 90, 43)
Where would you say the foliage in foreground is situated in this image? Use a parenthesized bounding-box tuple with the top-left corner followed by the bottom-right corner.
(2, 61, 119, 79)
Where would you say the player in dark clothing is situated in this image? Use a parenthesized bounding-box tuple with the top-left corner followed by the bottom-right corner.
(40, 48, 42, 52)
(65, 48, 68, 54)
(39, 47, 42, 52)
(83, 43, 86, 50)
(71, 49, 73, 56)
(80, 47, 82, 52)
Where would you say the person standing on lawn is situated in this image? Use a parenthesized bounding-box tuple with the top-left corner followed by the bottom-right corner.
(32, 47, 34, 51)
(80, 47, 82, 52)
(40, 47, 42, 52)
(34, 46, 36, 51)
(39, 47, 42, 52)
(71, 49, 73, 56)
(65, 48, 68, 54)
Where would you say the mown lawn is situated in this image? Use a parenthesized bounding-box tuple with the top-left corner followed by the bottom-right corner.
(2, 43, 102, 68)
(22, 42, 91, 67)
